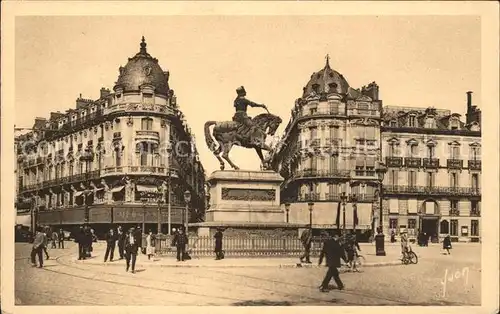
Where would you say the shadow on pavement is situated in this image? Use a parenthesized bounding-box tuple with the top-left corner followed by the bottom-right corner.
(232, 300, 293, 306)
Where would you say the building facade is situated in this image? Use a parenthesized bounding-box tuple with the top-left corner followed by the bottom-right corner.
(15, 38, 206, 234)
(270, 58, 383, 238)
(271, 59, 482, 242)
(381, 91, 481, 242)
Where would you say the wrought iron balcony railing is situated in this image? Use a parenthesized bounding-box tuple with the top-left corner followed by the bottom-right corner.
(470, 210, 481, 217)
(447, 159, 463, 169)
(404, 157, 421, 168)
(468, 160, 481, 170)
(293, 169, 351, 180)
(383, 185, 481, 196)
(449, 208, 460, 216)
(386, 157, 403, 168)
(423, 158, 440, 168)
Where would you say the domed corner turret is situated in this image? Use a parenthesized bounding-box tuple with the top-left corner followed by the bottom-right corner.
(302, 55, 350, 98)
(114, 36, 170, 96)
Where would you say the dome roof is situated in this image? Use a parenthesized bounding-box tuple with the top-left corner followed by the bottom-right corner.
(302, 56, 350, 97)
(114, 37, 170, 96)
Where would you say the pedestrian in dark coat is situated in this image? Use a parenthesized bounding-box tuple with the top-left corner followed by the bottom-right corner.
(214, 228, 224, 260)
(172, 228, 188, 262)
(318, 233, 347, 292)
(75, 226, 86, 260)
(31, 227, 47, 268)
(117, 226, 126, 259)
(124, 227, 142, 273)
(104, 228, 118, 262)
(299, 228, 313, 263)
(58, 229, 65, 249)
(443, 234, 452, 255)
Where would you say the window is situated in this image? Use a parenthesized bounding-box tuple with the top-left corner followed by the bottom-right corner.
(450, 172, 458, 188)
(427, 172, 435, 187)
(471, 174, 479, 190)
(389, 170, 398, 186)
(310, 155, 317, 171)
(450, 200, 458, 211)
(115, 149, 122, 167)
(309, 107, 317, 115)
(408, 115, 417, 127)
(329, 155, 338, 171)
(143, 93, 153, 105)
(471, 146, 480, 160)
(141, 118, 153, 130)
(450, 119, 459, 130)
(69, 163, 74, 176)
(471, 200, 478, 213)
(389, 218, 398, 229)
(425, 117, 435, 128)
(390, 120, 397, 127)
(310, 127, 317, 140)
(451, 146, 460, 159)
(440, 220, 449, 234)
(329, 126, 338, 139)
(408, 171, 417, 187)
(450, 219, 458, 236)
(408, 219, 417, 230)
(471, 220, 479, 236)
(427, 145, 435, 158)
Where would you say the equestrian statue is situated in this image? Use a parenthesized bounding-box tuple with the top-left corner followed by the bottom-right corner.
(204, 86, 282, 171)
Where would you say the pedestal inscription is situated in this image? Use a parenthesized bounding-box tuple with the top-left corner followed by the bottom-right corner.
(221, 188, 276, 201)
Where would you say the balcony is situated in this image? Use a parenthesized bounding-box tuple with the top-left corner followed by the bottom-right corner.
(297, 193, 320, 202)
(136, 130, 160, 142)
(356, 194, 377, 202)
(352, 169, 377, 178)
(470, 210, 481, 217)
(447, 159, 463, 169)
(404, 157, 421, 168)
(449, 208, 460, 216)
(383, 185, 481, 196)
(295, 108, 346, 121)
(385, 157, 403, 168)
(106, 102, 174, 116)
(310, 139, 321, 147)
(349, 108, 379, 117)
(325, 193, 341, 201)
(468, 160, 481, 170)
(293, 169, 350, 180)
(423, 158, 439, 168)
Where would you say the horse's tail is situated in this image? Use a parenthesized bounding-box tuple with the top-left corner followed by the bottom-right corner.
(204, 121, 218, 153)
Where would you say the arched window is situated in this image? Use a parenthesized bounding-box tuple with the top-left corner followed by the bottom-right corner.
(440, 220, 449, 234)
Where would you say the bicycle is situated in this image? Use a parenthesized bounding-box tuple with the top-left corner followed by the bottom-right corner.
(401, 245, 418, 265)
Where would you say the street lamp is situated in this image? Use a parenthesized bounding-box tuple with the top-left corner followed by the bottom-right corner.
(284, 202, 291, 223)
(375, 161, 388, 256)
(340, 192, 348, 234)
(157, 197, 164, 234)
(166, 146, 173, 235)
(307, 202, 314, 228)
(141, 198, 148, 233)
(183, 190, 191, 234)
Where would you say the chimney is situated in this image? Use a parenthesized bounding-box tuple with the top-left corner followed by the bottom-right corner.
(466, 91, 473, 110)
(100, 87, 110, 99)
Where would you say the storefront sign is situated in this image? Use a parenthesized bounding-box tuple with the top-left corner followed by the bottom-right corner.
(89, 208, 112, 223)
(61, 209, 85, 224)
(38, 211, 62, 225)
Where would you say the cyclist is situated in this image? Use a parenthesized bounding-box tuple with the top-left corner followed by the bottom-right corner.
(400, 231, 409, 259)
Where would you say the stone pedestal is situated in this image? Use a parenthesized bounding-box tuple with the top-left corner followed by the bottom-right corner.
(191, 170, 305, 236)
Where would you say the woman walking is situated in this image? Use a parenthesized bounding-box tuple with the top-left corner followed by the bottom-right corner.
(443, 234, 452, 255)
(146, 230, 156, 260)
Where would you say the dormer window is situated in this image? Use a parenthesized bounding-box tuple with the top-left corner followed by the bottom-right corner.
(143, 92, 154, 105)
(408, 115, 417, 127)
(390, 120, 397, 127)
(450, 118, 459, 130)
(425, 117, 436, 128)
(312, 84, 320, 94)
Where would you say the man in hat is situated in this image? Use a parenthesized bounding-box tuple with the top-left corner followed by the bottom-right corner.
(232, 86, 268, 139)
(400, 230, 409, 259)
(318, 232, 346, 292)
(214, 228, 224, 260)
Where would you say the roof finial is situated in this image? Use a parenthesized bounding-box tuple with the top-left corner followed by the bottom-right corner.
(325, 54, 330, 68)
(140, 36, 147, 53)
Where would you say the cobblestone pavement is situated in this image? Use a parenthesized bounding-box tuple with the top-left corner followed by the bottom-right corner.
(15, 242, 480, 306)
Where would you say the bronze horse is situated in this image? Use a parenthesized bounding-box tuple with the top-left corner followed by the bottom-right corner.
(204, 113, 282, 170)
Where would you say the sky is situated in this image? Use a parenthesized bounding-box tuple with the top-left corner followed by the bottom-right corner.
(15, 15, 481, 174)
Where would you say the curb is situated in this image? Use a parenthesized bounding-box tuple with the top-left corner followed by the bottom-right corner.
(72, 257, 402, 268)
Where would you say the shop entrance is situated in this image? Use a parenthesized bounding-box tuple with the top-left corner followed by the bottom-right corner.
(420, 216, 439, 243)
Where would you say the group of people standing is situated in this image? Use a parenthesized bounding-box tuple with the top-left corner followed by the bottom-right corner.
(74, 225, 97, 260)
(30, 226, 65, 267)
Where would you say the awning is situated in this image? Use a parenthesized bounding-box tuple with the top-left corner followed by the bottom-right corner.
(408, 199, 418, 214)
(73, 191, 84, 197)
(389, 199, 399, 213)
(16, 214, 31, 227)
(425, 201, 435, 215)
(136, 185, 159, 193)
(355, 158, 365, 167)
(110, 186, 125, 193)
(94, 187, 105, 192)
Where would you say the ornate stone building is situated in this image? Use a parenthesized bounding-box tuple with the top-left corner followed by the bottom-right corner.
(270, 58, 383, 238)
(271, 58, 482, 242)
(381, 91, 481, 242)
(15, 38, 206, 234)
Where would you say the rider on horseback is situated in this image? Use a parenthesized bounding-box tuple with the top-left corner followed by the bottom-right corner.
(232, 86, 267, 140)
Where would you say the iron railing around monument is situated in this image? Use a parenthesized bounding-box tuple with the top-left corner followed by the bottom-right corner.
(152, 235, 333, 258)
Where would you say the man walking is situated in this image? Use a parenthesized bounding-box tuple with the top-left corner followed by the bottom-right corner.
(42, 226, 50, 260)
(124, 227, 141, 273)
(299, 228, 313, 264)
(58, 229, 65, 249)
(75, 225, 86, 260)
(173, 228, 188, 262)
(117, 226, 126, 260)
(104, 228, 118, 262)
(31, 227, 47, 268)
(318, 232, 347, 292)
(214, 228, 224, 260)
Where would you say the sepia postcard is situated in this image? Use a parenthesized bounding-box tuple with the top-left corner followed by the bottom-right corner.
(1, 1, 499, 314)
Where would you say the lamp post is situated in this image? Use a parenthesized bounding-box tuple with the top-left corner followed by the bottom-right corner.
(183, 190, 191, 234)
(307, 202, 314, 228)
(340, 192, 347, 234)
(375, 162, 388, 256)
(166, 146, 172, 235)
(284, 202, 291, 223)
(141, 198, 147, 233)
(157, 198, 163, 234)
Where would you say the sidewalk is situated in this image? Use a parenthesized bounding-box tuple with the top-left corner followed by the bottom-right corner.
(72, 242, 402, 268)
